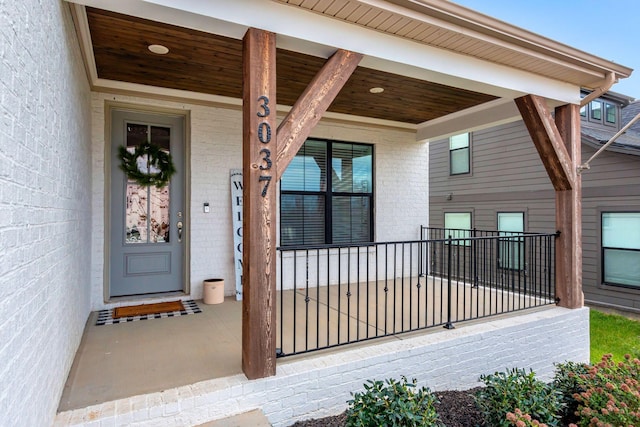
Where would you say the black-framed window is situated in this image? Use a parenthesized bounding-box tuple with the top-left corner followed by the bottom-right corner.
(497, 212, 525, 270)
(280, 139, 373, 246)
(449, 133, 470, 175)
(602, 212, 640, 288)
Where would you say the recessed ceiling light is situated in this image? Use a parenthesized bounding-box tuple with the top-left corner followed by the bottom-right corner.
(369, 87, 384, 94)
(148, 44, 169, 55)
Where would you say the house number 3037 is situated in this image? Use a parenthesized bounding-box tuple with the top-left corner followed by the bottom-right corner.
(257, 95, 272, 197)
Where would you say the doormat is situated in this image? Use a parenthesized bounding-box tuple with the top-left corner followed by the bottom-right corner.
(114, 300, 184, 318)
(96, 300, 201, 326)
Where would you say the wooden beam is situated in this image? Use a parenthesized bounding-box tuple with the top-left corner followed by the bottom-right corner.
(276, 49, 363, 180)
(554, 104, 584, 309)
(242, 28, 277, 379)
(514, 95, 575, 191)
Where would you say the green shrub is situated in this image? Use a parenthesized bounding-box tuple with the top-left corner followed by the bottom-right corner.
(345, 376, 443, 426)
(475, 368, 562, 427)
(553, 361, 589, 423)
(572, 353, 640, 427)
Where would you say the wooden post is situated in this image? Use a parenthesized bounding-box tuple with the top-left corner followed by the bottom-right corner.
(554, 104, 584, 309)
(242, 28, 277, 379)
(514, 95, 583, 309)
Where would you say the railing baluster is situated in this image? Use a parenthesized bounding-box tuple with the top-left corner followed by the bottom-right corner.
(292, 249, 297, 354)
(445, 234, 454, 329)
(275, 229, 557, 357)
(337, 247, 341, 346)
(305, 249, 309, 352)
(316, 248, 320, 350)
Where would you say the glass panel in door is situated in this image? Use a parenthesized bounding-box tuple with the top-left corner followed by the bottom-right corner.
(124, 123, 171, 244)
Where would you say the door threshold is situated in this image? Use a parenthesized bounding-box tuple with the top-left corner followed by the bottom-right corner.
(107, 291, 189, 306)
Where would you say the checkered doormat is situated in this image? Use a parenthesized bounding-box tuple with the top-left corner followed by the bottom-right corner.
(96, 300, 202, 326)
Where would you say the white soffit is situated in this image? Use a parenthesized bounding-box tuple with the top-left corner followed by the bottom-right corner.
(273, 0, 631, 88)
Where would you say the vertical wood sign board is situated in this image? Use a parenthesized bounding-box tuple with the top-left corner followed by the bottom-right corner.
(242, 28, 277, 379)
(230, 169, 243, 300)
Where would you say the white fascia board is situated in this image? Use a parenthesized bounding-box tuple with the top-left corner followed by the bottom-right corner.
(417, 98, 521, 142)
(68, 0, 582, 104)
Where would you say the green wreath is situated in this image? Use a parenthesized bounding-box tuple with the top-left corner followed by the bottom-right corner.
(118, 140, 176, 187)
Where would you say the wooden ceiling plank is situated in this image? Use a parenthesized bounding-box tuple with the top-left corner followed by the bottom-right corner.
(276, 49, 363, 180)
(87, 7, 496, 125)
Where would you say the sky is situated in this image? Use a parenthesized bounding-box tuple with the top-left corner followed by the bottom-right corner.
(451, 0, 640, 100)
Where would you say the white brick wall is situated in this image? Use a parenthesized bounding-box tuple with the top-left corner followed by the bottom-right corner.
(90, 95, 427, 309)
(54, 307, 590, 426)
(0, 1, 92, 425)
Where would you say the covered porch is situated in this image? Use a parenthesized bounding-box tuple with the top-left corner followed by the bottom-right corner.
(59, 0, 631, 424)
(56, 230, 562, 424)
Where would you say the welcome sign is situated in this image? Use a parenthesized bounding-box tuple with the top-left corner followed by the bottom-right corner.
(230, 169, 243, 300)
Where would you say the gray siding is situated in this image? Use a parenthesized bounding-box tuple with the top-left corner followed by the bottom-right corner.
(581, 143, 640, 312)
(429, 119, 640, 313)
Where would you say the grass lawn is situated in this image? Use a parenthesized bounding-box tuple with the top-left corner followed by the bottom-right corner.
(590, 309, 640, 364)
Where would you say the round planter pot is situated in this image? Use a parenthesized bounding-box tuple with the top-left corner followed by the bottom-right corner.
(203, 278, 224, 304)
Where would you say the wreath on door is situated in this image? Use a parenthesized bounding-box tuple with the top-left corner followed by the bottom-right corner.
(118, 140, 176, 188)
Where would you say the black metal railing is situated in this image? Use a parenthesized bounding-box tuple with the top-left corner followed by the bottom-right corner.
(276, 230, 556, 357)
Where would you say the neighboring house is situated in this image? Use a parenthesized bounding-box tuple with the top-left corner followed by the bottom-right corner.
(429, 91, 640, 314)
(0, 0, 633, 425)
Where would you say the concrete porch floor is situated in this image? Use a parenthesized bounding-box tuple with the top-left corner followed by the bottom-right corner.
(58, 278, 552, 413)
(54, 289, 585, 427)
(58, 297, 244, 412)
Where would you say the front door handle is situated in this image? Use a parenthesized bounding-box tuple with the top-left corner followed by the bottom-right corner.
(177, 221, 183, 242)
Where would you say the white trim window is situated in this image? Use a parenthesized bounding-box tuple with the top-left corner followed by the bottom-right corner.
(602, 212, 640, 287)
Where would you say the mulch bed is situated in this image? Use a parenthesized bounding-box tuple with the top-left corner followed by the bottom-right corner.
(290, 388, 483, 427)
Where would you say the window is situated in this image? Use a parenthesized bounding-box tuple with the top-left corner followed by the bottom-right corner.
(581, 97, 619, 127)
(590, 100, 602, 121)
(444, 212, 471, 245)
(449, 133, 470, 175)
(498, 212, 525, 270)
(280, 139, 373, 246)
(602, 212, 640, 287)
(605, 102, 617, 125)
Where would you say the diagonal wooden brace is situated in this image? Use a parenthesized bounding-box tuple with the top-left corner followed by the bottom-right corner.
(514, 94, 575, 191)
(276, 49, 363, 181)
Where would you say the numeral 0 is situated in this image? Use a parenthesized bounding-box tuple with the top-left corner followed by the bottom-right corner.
(258, 122, 271, 144)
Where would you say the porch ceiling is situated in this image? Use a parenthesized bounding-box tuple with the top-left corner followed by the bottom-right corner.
(84, 7, 497, 125)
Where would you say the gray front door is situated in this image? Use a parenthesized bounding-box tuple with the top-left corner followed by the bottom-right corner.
(110, 109, 185, 297)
